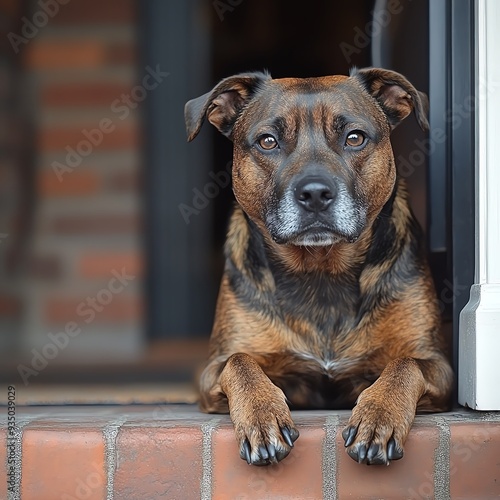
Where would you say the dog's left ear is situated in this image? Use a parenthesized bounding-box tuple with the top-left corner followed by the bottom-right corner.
(185, 71, 271, 141)
(351, 67, 429, 131)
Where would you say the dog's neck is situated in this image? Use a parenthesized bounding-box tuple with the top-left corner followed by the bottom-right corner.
(265, 236, 372, 275)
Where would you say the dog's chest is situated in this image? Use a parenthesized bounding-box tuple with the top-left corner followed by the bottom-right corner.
(272, 269, 362, 336)
(268, 349, 374, 409)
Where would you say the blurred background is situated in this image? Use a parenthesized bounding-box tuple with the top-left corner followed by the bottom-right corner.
(0, 0, 473, 403)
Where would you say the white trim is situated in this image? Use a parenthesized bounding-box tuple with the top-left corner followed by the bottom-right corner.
(458, 0, 500, 410)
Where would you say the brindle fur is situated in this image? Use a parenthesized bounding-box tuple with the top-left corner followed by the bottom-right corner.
(185, 68, 453, 466)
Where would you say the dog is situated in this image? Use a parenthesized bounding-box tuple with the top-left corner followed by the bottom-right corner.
(185, 67, 453, 466)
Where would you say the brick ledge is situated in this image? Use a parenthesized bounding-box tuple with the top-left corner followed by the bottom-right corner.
(2, 405, 500, 499)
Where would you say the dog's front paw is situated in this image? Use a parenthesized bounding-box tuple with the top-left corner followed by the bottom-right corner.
(238, 424, 299, 466)
(342, 386, 413, 465)
(230, 386, 299, 466)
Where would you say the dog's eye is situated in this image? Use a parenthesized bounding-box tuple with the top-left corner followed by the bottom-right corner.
(345, 131, 366, 148)
(258, 134, 278, 150)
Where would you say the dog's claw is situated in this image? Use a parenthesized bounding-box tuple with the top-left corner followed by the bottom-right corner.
(357, 443, 368, 463)
(387, 437, 404, 461)
(241, 440, 251, 464)
(367, 443, 388, 465)
(345, 435, 404, 465)
(281, 427, 294, 448)
(258, 445, 269, 461)
(289, 427, 299, 443)
(240, 439, 287, 465)
(342, 425, 358, 447)
(367, 443, 380, 462)
(275, 446, 291, 462)
(267, 443, 276, 462)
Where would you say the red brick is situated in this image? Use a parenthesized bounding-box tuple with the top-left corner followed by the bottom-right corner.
(50, 214, 140, 234)
(51, 0, 136, 24)
(114, 425, 202, 499)
(21, 426, 106, 500)
(41, 83, 133, 108)
(107, 44, 137, 65)
(25, 41, 106, 70)
(45, 295, 143, 324)
(38, 169, 101, 196)
(106, 170, 141, 193)
(212, 424, 324, 499)
(450, 422, 500, 499)
(336, 423, 439, 499)
(26, 39, 136, 70)
(79, 252, 143, 279)
(37, 122, 139, 153)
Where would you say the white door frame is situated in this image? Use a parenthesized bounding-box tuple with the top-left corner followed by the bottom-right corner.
(459, 0, 500, 410)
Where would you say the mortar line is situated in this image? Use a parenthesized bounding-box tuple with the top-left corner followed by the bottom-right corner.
(322, 414, 339, 500)
(433, 416, 451, 500)
(477, 412, 500, 422)
(201, 418, 220, 500)
(103, 417, 127, 500)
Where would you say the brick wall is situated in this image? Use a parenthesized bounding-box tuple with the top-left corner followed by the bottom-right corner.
(1, 0, 146, 363)
(0, 0, 26, 353)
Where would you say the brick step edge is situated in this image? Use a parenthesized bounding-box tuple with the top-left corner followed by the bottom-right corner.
(1, 405, 500, 499)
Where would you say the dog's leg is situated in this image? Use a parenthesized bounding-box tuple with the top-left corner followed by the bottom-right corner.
(200, 352, 299, 465)
(342, 356, 452, 465)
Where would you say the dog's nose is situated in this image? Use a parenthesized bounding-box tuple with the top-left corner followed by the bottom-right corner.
(294, 177, 336, 212)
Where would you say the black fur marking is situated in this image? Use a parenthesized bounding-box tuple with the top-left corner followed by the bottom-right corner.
(225, 212, 280, 318)
(271, 368, 373, 410)
(268, 262, 362, 335)
(364, 181, 398, 267)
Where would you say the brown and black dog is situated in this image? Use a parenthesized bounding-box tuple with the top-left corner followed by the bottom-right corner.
(185, 68, 453, 466)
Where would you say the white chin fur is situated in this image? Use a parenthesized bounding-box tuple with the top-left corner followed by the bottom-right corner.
(290, 234, 341, 247)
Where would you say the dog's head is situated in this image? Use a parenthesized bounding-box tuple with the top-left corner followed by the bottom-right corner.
(185, 68, 428, 246)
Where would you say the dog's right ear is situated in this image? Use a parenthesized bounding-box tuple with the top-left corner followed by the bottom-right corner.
(185, 71, 271, 141)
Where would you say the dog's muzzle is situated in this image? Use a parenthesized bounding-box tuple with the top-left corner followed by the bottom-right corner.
(266, 173, 366, 247)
